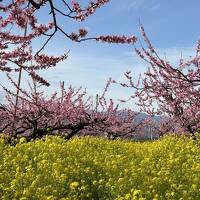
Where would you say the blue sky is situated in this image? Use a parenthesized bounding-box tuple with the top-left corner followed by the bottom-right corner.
(1, 0, 200, 108)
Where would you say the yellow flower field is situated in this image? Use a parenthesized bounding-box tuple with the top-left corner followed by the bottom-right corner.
(0, 135, 199, 199)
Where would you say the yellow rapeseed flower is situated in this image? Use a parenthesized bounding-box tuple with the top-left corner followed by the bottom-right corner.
(70, 182, 79, 189)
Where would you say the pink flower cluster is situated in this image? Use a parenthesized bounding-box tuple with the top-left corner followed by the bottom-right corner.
(69, 29, 88, 41)
(96, 35, 137, 44)
(72, 0, 109, 21)
(0, 1, 68, 87)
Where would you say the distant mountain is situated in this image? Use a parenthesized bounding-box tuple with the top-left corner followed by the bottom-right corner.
(117, 111, 163, 140)
(117, 111, 162, 123)
(134, 112, 162, 122)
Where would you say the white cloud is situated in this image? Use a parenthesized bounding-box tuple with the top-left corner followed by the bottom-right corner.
(35, 48, 147, 111)
(156, 46, 195, 65)
(114, 0, 161, 12)
(151, 3, 160, 11)
(124, 46, 195, 66)
(0, 44, 195, 110)
(115, 0, 145, 11)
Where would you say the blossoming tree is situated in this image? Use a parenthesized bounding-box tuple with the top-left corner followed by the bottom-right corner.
(114, 25, 200, 137)
(0, 0, 141, 141)
(0, 77, 144, 141)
